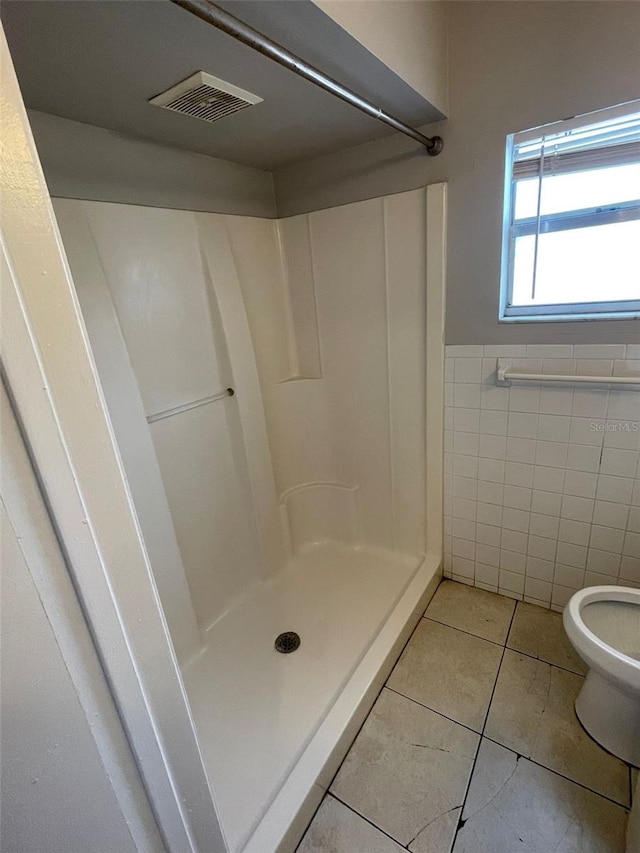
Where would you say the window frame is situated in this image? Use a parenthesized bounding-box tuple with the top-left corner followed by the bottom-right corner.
(499, 103, 640, 324)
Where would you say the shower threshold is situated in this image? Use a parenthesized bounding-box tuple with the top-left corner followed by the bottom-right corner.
(181, 542, 441, 852)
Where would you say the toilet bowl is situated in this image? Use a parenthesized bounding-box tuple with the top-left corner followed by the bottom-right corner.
(563, 586, 640, 768)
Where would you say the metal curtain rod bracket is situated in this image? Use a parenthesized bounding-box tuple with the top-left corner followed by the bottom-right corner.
(170, 0, 444, 155)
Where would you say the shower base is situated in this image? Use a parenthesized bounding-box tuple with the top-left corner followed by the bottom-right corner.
(182, 542, 441, 852)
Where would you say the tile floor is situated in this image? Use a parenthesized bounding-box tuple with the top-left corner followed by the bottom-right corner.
(297, 580, 634, 853)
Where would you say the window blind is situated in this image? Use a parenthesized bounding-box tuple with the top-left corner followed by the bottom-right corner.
(512, 112, 640, 179)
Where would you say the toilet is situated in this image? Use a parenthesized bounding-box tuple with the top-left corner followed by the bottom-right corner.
(563, 586, 640, 768)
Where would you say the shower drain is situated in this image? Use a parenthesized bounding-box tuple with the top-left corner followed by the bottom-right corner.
(274, 631, 301, 654)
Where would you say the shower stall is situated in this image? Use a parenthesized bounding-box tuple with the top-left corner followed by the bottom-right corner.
(45, 185, 446, 851)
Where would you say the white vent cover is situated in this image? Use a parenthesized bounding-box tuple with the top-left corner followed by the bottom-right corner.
(149, 71, 262, 124)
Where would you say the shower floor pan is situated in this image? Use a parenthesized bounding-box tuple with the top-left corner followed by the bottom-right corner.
(182, 541, 441, 852)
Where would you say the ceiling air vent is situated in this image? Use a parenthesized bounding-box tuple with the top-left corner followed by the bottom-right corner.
(149, 71, 262, 124)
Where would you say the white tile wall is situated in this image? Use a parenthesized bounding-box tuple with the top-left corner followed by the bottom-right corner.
(444, 344, 640, 610)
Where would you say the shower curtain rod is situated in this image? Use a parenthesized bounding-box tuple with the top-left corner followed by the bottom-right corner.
(170, 0, 444, 156)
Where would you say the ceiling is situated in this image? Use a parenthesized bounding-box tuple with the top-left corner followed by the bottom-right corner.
(1, 0, 443, 170)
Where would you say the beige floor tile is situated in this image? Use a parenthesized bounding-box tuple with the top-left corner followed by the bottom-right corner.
(453, 738, 628, 853)
(485, 650, 629, 805)
(507, 601, 587, 674)
(387, 619, 503, 732)
(297, 795, 405, 853)
(425, 580, 515, 644)
(330, 688, 479, 851)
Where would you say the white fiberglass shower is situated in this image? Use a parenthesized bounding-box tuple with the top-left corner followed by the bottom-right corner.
(53, 185, 446, 852)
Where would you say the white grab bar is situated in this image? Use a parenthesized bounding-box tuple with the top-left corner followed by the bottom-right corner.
(496, 358, 640, 387)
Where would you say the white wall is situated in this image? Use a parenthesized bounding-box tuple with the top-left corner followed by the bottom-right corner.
(312, 0, 448, 114)
(444, 345, 640, 609)
(1, 386, 163, 853)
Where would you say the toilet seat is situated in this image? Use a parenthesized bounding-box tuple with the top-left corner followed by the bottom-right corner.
(564, 586, 640, 696)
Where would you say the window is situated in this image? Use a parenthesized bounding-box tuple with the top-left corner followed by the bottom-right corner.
(500, 102, 640, 322)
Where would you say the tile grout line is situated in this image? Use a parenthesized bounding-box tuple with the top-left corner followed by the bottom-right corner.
(420, 592, 632, 826)
(427, 598, 631, 814)
(383, 684, 631, 814)
(422, 614, 512, 648)
(503, 602, 631, 810)
(423, 611, 587, 677)
(383, 685, 482, 738)
(295, 601, 439, 851)
(480, 734, 631, 812)
(455, 597, 630, 823)
(330, 595, 519, 851)
(502, 646, 586, 679)
(327, 793, 412, 852)
(307, 588, 517, 849)
(299, 586, 633, 850)
(448, 600, 517, 849)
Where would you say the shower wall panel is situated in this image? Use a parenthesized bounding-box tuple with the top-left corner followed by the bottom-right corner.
(54, 200, 282, 642)
(236, 189, 429, 558)
(53, 199, 201, 662)
(54, 188, 434, 650)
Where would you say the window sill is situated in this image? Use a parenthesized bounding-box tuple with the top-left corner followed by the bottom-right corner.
(499, 311, 640, 324)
